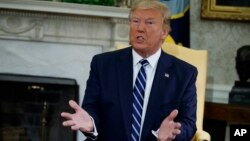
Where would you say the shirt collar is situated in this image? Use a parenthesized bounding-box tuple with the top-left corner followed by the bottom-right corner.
(132, 48, 161, 68)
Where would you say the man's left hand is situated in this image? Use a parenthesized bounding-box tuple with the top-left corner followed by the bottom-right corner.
(157, 109, 181, 141)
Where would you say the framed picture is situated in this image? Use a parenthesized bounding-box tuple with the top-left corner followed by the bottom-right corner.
(201, 0, 250, 21)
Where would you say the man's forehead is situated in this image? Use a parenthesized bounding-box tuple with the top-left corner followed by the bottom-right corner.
(132, 9, 161, 14)
(131, 9, 162, 19)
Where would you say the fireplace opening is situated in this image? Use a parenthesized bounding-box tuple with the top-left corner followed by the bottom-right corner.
(0, 73, 78, 141)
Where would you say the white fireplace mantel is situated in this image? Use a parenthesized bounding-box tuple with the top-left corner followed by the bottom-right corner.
(0, 0, 131, 51)
(0, 0, 130, 18)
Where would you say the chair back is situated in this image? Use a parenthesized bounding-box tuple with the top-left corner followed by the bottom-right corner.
(162, 42, 207, 131)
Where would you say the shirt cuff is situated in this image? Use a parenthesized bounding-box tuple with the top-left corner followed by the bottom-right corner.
(152, 129, 159, 138)
(84, 116, 98, 140)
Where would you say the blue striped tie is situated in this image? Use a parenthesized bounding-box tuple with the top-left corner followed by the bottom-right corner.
(131, 59, 149, 141)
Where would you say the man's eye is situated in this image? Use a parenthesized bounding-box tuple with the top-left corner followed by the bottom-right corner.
(131, 19, 139, 24)
(146, 21, 154, 25)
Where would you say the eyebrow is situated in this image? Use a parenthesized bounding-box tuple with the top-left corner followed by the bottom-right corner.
(131, 17, 156, 21)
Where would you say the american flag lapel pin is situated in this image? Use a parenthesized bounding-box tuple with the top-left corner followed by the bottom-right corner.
(164, 73, 170, 78)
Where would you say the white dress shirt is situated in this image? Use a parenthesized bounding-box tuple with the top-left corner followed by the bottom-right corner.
(132, 48, 161, 140)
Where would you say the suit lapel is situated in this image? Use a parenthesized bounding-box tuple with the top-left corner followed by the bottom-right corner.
(141, 51, 174, 141)
(116, 48, 133, 141)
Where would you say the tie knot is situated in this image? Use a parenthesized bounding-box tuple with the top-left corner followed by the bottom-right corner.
(140, 59, 149, 67)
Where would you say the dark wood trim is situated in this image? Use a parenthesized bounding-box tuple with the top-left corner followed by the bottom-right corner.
(204, 102, 250, 125)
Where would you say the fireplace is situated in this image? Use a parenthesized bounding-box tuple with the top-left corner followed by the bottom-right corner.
(0, 73, 78, 141)
(0, 1, 130, 140)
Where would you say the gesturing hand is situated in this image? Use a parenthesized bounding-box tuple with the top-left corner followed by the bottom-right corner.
(157, 109, 181, 141)
(61, 100, 94, 132)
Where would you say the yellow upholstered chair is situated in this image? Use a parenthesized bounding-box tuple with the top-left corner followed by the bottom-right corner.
(162, 42, 210, 141)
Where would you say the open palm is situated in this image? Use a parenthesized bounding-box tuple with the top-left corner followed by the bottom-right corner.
(61, 100, 93, 132)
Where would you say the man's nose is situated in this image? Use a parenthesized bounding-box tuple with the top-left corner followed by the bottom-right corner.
(137, 22, 146, 32)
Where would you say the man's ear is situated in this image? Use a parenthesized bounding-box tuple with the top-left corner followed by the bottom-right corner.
(161, 29, 169, 40)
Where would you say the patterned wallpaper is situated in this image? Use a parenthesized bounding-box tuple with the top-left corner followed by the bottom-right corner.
(190, 0, 250, 86)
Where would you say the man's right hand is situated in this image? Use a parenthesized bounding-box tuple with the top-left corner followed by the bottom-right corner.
(61, 100, 94, 132)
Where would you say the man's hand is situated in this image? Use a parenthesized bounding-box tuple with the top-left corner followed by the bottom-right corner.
(61, 100, 94, 132)
(157, 109, 181, 141)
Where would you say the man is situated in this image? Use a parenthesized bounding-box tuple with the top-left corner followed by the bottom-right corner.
(61, 0, 197, 140)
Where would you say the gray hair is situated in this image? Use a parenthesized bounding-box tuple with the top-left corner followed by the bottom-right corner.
(129, 0, 171, 31)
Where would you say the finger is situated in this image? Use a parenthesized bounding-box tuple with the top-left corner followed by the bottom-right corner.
(173, 122, 181, 135)
(61, 112, 73, 120)
(71, 125, 80, 130)
(173, 128, 181, 135)
(69, 100, 81, 111)
(174, 122, 181, 129)
(62, 120, 75, 126)
(169, 135, 176, 140)
(168, 109, 178, 121)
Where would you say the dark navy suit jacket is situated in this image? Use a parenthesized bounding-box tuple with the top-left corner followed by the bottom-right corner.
(82, 47, 197, 141)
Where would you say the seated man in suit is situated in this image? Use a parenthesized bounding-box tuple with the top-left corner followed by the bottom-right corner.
(61, 0, 197, 140)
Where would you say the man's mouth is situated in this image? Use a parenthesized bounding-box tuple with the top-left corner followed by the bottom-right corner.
(137, 36, 144, 41)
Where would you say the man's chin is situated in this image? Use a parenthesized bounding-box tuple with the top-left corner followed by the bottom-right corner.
(132, 43, 146, 48)
(133, 46, 146, 51)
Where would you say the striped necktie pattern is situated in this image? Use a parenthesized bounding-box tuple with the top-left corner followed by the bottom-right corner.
(131, 59, 149, 141)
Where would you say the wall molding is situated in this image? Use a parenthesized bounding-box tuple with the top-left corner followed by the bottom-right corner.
(0, 0, 130, 18)
(0, 1, 130, 51)
(206, 83, 232, 104)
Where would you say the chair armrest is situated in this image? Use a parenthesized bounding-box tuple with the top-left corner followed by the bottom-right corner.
(193, 130, 211, 141)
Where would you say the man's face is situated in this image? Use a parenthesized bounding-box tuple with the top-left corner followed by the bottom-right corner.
(129, 9, 169, 57)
